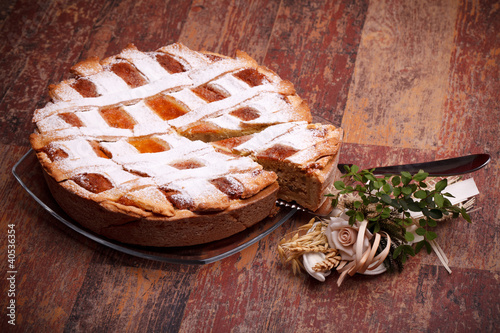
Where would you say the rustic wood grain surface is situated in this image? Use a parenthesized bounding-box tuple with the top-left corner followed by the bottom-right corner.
(1, 0, 499, 331)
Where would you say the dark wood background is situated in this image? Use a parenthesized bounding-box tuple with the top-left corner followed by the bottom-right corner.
(1, 0, 499, 331)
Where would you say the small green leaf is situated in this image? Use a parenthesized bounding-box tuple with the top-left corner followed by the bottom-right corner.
(401, 171, 412, 179)
(355, 211, 365, 222)
(434, 193, 444, 207)
(401, 186, 412, 196)
(414, 190, 427, 199)
(401, 172, 412, 185)
(365, 173, 377, 182)
(392, 176, 401, 186)
(427, 218, 437, 227)
(402, 177, 412, 186)
(405, 231, 415, 242)
(461, 208, 472, 223)
(399, 199, 408, 211)
(381, 194, 392, 204)
(381, 207, 391, 219)
(351, 165, 359, 174)
(346, 210, 356, 217)
(390, 199, 401, 209)
(383, 183, 392, 194)
(353, 174, 363, 182)
(435, 179, 448, 192)
(426, 231, 437, 241)
(415, 241, 425, 254)
(334, 181, 345, 190)
(353, 201, 362, 209)
(424, 240, 432, 254)
(404, 245, 416, 257)
(393, 246, 403, 259)
(413, 170, 429, 182)
(428, 209, 443, 220)
(416, 227, 426, 236)
(355, 184, 363, 192)
(407, 202, 421, 212)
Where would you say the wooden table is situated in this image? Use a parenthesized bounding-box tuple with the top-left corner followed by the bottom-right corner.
(1, 0, 499, 331)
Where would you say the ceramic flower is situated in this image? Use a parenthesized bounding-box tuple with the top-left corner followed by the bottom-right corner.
(302, 252, 331, 282)
(325, 217, 373, 261)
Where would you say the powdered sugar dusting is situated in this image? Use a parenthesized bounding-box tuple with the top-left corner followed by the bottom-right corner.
(51, 81, 83, 102)
(168, 89, 207, 110)
(157, 43, 212, 70)
(208, 74, 251, 96)
(235, 122, 303, 154)
(90, 71, 130, 94)
(119, 47, 170, 81)
(31, 43, 332, 215)
(206, 92, 297, 130)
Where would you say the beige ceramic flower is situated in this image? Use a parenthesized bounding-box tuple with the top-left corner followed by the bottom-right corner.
(302, 252, 331, 282)
(325, 217, 373, 261)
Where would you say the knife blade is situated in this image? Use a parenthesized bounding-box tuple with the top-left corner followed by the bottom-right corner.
(338, 154, 491, 176)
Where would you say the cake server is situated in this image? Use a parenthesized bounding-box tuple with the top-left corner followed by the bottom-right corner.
(337, 154, 491, 176)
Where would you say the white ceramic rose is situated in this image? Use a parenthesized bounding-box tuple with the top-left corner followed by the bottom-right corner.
(325, 217, 373, 262)
(302, 252, 331, 282)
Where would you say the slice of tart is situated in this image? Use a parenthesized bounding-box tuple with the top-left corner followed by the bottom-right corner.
(212, 121, 343, 211)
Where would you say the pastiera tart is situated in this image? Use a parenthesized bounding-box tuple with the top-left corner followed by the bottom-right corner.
(30, 43, 343, 247)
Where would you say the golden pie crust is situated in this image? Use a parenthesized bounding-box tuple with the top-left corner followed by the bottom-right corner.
(30, 43, 342, 247)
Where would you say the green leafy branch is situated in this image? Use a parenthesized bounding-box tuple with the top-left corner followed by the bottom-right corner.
(330, 165, 471, 268)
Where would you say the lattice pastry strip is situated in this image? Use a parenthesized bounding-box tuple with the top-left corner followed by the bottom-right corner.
(101, 136, 207, 166)
(204, 92, 309, 132)
(214, 121, 343, 169)
(156, 43, 213, 72)
(114, 186, 176, 217)
(106, 44, 171, 82)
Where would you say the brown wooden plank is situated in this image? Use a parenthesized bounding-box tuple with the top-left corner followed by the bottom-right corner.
(178, 213, 310, 332)
(64, 251, 198, 332)
(433, 0, 500, 272)
(80, 0, 193, 59)
(416, 266, 500, 332)
(341, 0, 459, 149)
(0, 145, 94, 330)
(338, 142, 436, 169)
(0, 0, 109, 146)
(178, 0, 281, 63)
(264, 0, 369, 125)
